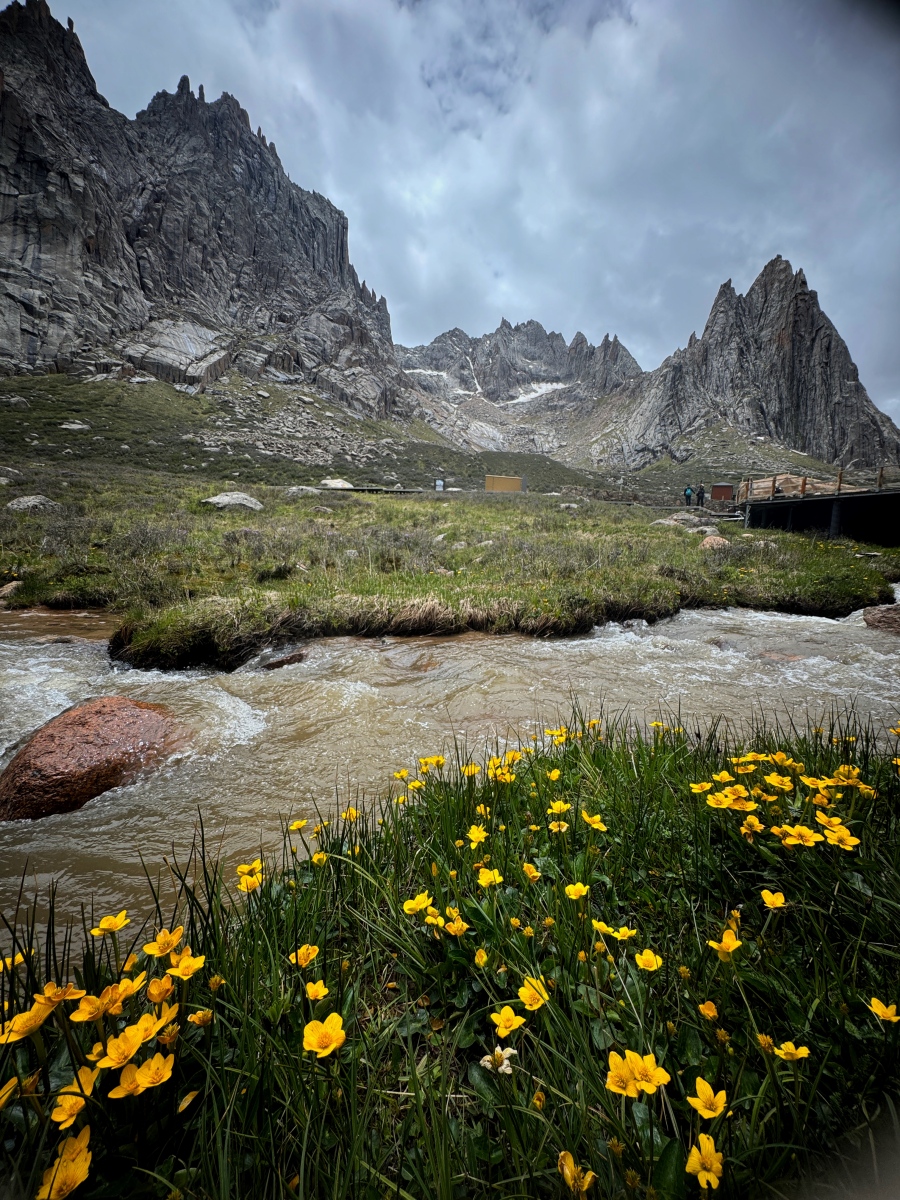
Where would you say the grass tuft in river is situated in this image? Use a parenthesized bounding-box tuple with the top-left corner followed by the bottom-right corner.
(2, 712, 900, 1197)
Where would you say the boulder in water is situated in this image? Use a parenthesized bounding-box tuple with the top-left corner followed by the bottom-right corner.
(863, 605, 900, 636)
(0, 697, 177, 821)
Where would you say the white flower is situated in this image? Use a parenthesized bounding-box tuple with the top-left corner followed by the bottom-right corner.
(480, 1046, 517, 1074)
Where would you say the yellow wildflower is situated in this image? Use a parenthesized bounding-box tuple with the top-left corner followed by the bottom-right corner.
(824, 825, 860, 851)
(311, 852, 327, 866)
(558, 1150, 597, 1196)
(340, 806, 359, 822)
(522, 862, 542, 883)
(135, 1052, 175, 1088)
(518, 976, 549, 1010)
(549, 820, 569, 833)
(698, 1001, 718, 1021)
(625, 1049, 670, 1094)
(89, 910, 130, 938)
(289, 944, 319, 968)
(97, 1026, 143, 1069)
(711, 771, 734, 783)
(147, 976, 175, 1005)
(477, 868, 503, 888)
(635, 949, 662, 971)
(490, 1006, 525, 1038)
(467, 824, 489, 849)
(605, 1051, 641, 1098)
(774, 1041, 809, 1061)
(50, 1067, 100, 1130)
(564, 882, 589, 900)
(474, 949, 488, 967)
(688, 1077, 726, 1119)
(740, 815, 765, 841)
(303, 1012, 346, 1057)
(581, 810, 607, 831)
(686, 1133, 724, 1190)
(611, 926, 637, 941)
(708, 929, 741, 961)
(547, 800, 572, 815)
(461, 763, 480, 777)
(761, 889, 785, 909)
(781, 824, 824, 847)
(868, 998, 899, 1023)
(289, 819, 308, 831)
(764, 773, 794, 792)
(143, 927, 184, 957)
(35, 1126, 92, 1200)
(690, 782, 713, 793)
(166, 952, 205, 980)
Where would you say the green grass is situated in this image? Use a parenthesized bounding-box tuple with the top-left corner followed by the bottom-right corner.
(2, 713, 899, 1198)
(2, 479, 898, 668)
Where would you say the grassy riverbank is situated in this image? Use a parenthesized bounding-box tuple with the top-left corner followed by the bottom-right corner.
(2, 714, 899, 1198)
(2, 481, 898, 668)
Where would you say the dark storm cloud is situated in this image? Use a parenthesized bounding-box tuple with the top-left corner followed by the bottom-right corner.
(63, 0, 900, 423)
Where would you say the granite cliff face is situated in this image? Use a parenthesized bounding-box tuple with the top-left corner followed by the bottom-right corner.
(589, 256, 900, 471)
(0, 0, 399, 414)
(400, 258, 900, 469)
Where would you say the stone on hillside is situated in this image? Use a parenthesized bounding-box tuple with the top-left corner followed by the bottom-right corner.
(6, 495, 61, 512)
(201, 491, 263, 510)
(319, 478, 354, 489)
(862, 606, 900, 635)
(285, 485, 321, 496)
(699, 535, 730, 550)
(0, 697, 177, 821)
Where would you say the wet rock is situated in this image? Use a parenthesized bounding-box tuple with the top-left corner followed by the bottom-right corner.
(699, 535, 729, 551)
(5, 495, 61, 512)
(0, 697, 177, 822)
(201, 491, 263, 510)
(863, 606, 900, 635)
(260, 649, 306, 670)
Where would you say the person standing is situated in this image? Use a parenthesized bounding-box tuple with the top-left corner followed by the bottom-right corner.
(696, 483, 705, 508)
(683, 485, 693, 506)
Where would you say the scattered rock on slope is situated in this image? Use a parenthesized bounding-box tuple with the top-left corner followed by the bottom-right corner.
(201, 492, 263, 510)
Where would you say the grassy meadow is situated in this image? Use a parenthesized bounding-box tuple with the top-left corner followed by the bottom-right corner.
(2, 479, 898, 669)
(2, 713, 899, 1198)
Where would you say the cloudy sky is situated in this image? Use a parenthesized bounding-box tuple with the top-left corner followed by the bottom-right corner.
(63, 0, 900, 422)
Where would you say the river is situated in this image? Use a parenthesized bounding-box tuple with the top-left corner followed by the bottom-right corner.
(1, 600, 899, 920)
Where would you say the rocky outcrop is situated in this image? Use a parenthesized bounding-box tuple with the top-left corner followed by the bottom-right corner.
(0, 696, 176, 820)
(201, 491, 263, 511)
(862, 605, 900, 635)
(0, 0, 400, 415)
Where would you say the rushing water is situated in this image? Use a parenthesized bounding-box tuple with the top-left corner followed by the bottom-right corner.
(1, 600, 899, 919)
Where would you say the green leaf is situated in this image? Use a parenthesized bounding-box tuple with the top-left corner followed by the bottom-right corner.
(467, 1061, 497, 1115)
(653, 1136, 687, 1198)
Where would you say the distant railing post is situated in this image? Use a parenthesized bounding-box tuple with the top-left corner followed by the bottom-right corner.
(770, 475, 777, 499)
(877, 464, 884, 492)
(800, 476, 807, 496)
(836, 468, 843, 495)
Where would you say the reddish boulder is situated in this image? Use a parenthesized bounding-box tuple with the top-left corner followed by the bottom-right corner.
(0, 697, 176, 821)
(863, 605, 900, 636)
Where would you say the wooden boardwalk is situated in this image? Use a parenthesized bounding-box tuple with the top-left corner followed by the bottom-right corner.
(743, 487, 900, 546)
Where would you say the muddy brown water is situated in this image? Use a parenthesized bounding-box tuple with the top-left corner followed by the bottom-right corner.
(1, 600, 899, 922)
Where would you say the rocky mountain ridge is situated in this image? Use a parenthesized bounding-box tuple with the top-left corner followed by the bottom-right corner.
(398, 257, 900, 470)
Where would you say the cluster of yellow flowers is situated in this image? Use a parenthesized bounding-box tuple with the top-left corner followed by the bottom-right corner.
(0, 916, 219, 1196)
(691, 752, 870, 854)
